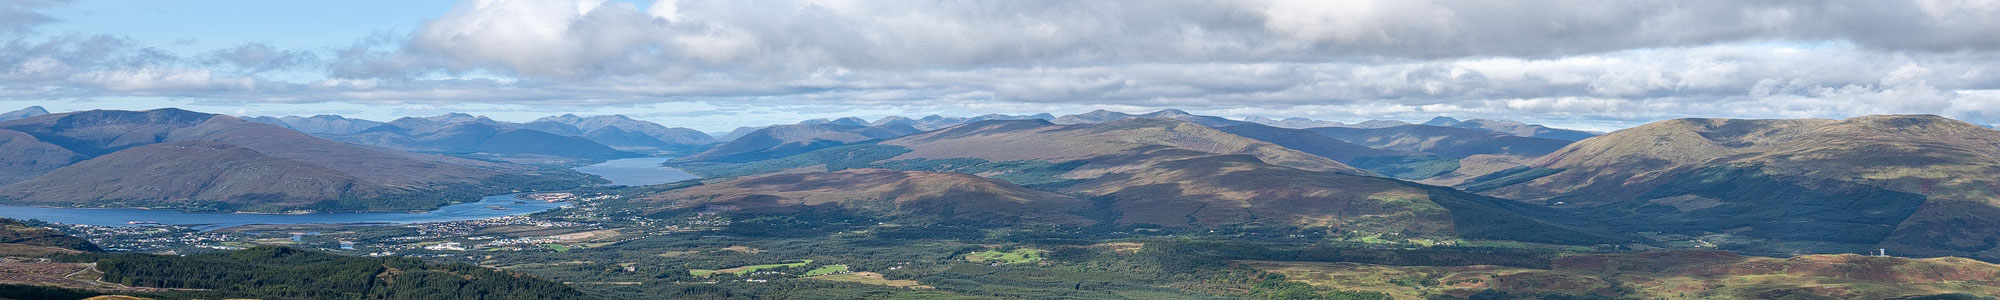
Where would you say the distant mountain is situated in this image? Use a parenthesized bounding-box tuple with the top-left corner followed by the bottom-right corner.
(1244, 116, 1411, 129)
(0, 106, 49, 122)
(329, 114, 639, 160)
(1242, 116, 1345, 128)
(1423, 116, 1599, 141)
(1307, 125, 1573, 159)
(681, 123, 922, 162)
(1052, 109, 1248, 127)
(0, 108, 593, 212)
(871, 113, 1055, 130)
(1306, 124, 1576, 184)
(377, 123, 637, 159)
(1217, 123, 1459, 179)
(884, 118, 1354, 173)
(640, 169, 1094, 225)
(800, 117, 871, 127)
(1467, 115, 2000, 260)
(246, 115, 387, 135)
(531, 114, 715, 153)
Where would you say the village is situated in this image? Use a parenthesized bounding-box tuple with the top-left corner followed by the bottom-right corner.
(34, 192, 729, 259)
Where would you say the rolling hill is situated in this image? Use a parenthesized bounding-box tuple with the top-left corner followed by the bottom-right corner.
(638, 169, 1095, 226)
(664, 118, 1624, 244)
(1216, 123, 1460, 179)
(1467, 115, 2000, 260)
(0, 218, 99, 254)
(0, 108, 595, 212)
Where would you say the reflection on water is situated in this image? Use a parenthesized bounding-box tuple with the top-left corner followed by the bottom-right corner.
(0, 157, 698, 229)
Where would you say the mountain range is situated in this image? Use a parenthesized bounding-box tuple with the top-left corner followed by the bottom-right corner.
(13, 105, 2000, 262)
(250, 113, 717, 159)
(0, 108, 595, 212)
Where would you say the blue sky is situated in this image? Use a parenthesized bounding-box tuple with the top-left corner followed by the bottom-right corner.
(4, 0, 1999, 132)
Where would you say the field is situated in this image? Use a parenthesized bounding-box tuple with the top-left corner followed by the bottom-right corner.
(808, 272, 932, 289)
(802, 264, 849, 276)
(963, 248, 1043, 264)
(689, 260, 814, 277)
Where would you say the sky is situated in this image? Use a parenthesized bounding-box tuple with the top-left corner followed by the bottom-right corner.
(3, 0, 1999, 132)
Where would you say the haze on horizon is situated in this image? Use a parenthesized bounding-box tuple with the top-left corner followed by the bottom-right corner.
(3, 0, 1999, 132)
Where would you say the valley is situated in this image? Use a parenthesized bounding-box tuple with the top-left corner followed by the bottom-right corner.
(3, 108, 1999, 300)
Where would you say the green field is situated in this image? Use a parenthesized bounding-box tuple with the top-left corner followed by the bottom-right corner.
(964, 249, 1044, 264)
(689, 259, 815, 277)
(803, 264, 850, 277)
(543, 244, 572, 252)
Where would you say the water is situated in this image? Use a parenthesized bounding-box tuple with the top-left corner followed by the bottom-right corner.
(570, 157, 698, 186)
(0, 157, 698, 229)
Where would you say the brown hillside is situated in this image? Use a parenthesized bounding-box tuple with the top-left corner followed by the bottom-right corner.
(1474, 114, 2000, 261)
(883, 118, 1357, 173)
(0, 108, 594, 212)
(0, 141, 370, 211)
(639, 169, 1094, 225)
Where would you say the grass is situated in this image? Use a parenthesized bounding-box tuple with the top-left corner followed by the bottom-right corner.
(803, 264, 850, 276)
(543, 244, 571, 252)
(964, 249, 1045, 264)
(689, 259, 815, 277)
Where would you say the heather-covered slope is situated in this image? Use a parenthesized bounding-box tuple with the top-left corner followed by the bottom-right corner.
(0, 108, 596, 212)
(1470, 115, 2000, 260)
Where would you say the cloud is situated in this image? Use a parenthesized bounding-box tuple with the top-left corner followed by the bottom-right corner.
(5, 0, 2000, 129)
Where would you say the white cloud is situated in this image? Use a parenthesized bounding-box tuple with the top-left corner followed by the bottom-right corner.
(4, 0, 2000, 129)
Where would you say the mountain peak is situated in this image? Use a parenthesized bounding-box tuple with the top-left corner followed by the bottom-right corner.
(1144, 109, 1192, 116)
(1422, 116, 1463, 126)
(0, 106, 52, 122)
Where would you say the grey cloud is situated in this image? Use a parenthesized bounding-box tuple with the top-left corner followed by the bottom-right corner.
(8, 0, 2000, 130)
(337, 0, 2000, 81)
